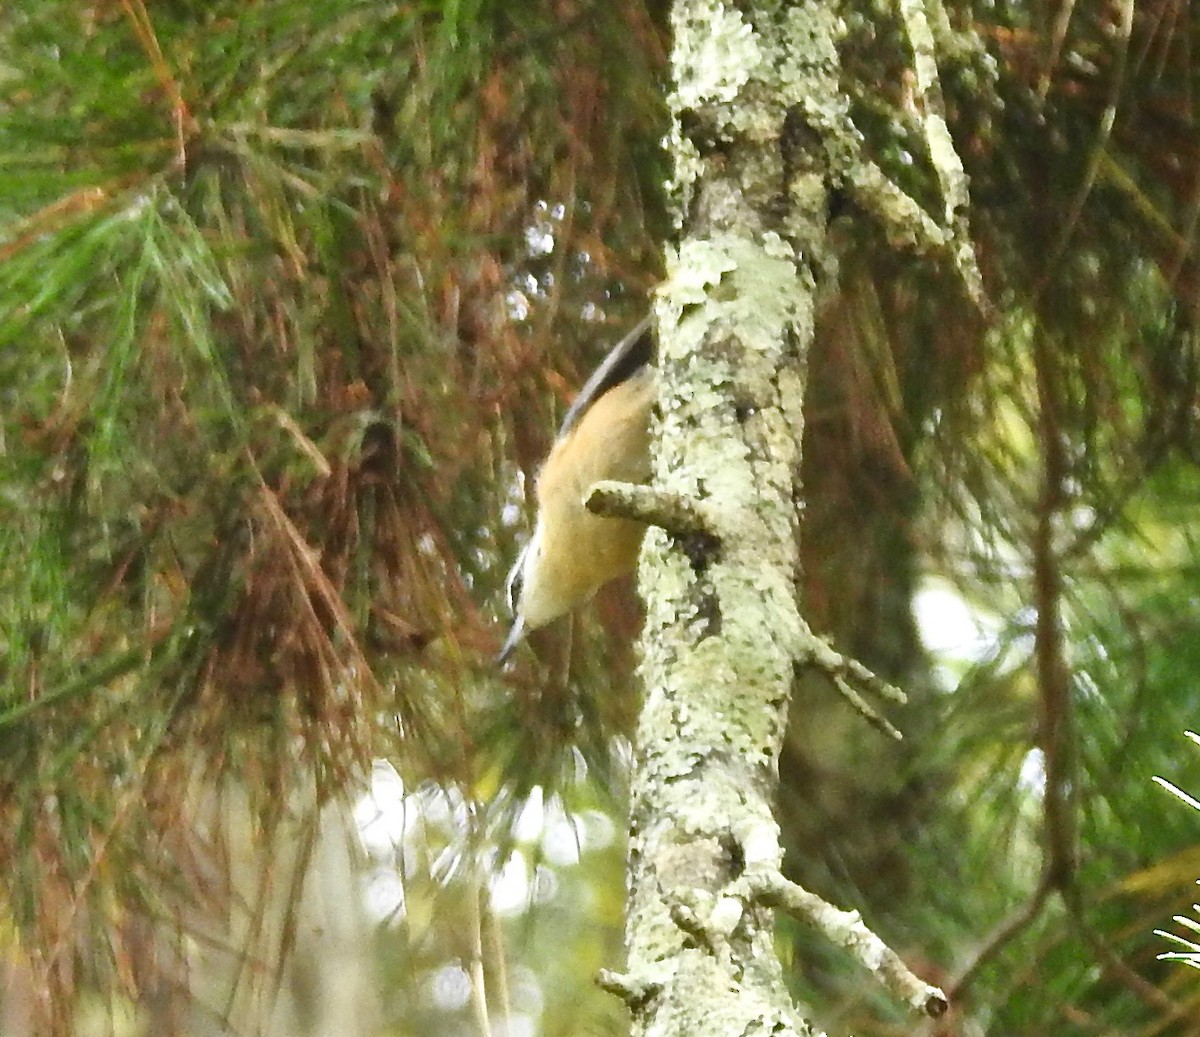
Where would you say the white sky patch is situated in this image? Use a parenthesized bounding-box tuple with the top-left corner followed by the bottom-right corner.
(510, 967, 546, 1016)
(531, 864, 559, 905)
(426, 963, 472, 1011)
(490, 851, 530, 915)
(525, 224, 555, 256)
(1018, 747, 1047, 796)
(512, 789, 584, 865)
(363, 867, 406, 923)
(355, 760, 409, 858)
(513, 786, 548, 843)
(542, 815, 582, 867)
(495, 1015, 538, 1037)
(353, 775, 607, 925)
(915, 580, 1000, 662)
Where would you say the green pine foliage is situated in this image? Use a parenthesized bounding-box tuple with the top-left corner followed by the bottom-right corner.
(1, 1, 664, 1029)
(3, 0, 1200, 1035)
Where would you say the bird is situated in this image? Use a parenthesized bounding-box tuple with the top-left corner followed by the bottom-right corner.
(499, 317, 655, 662)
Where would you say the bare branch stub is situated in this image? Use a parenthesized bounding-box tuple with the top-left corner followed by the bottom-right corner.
(596, 968, 663, 1011)
(585, 480, 716, 540)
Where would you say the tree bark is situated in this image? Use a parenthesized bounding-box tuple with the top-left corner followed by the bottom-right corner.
(614, 1, 838, 1033)
(607, 3, 958, 1031)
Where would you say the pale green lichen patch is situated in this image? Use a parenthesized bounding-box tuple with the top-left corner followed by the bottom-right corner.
(664, 127, 704, 228)
(639, 526, 700, 621)
(653, 232, 810, 520)
(666, 0, 768, 217)
(776, 2, 846, 111)
(659, 235, 800, 349)
(671, 0, 762, 110)
(659, 240, 739, 320)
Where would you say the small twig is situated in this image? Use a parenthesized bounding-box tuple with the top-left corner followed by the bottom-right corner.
(735, 868, 948, 1018)
(848, 159, 948, 255)
(596, 969, 663, 1010)
(1031, 0, 1133, 304)
(801, 634, 907, 705)
(465, 874, 494, 1037)
(895, 0, 991, 314)
(585, 480, 715, 539)
(831, 675, 903, 740)
(117, 0, 198, 168)
(896, 0, 966, 224)
(797, 631, 906, 737)
(670, 901, 725, 958)
(946, 873, 1052, 1002)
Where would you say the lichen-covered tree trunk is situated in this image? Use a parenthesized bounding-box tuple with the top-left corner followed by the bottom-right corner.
(615, 1, 838, 1033)
(604, 0, 960, 1030)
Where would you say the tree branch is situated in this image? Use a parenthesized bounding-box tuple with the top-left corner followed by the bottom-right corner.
(733, 868, 948, 1018)
(585, 479, 716, 539)
(596, 969, 664, 1011)
(944, 873, 1052, 1003)
(797, 629, 907, 739)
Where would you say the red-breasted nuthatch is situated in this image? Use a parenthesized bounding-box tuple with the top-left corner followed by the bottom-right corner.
(499, 317, 655, 662)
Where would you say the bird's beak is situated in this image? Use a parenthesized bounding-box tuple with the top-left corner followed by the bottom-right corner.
(496, 616, 526, 665)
